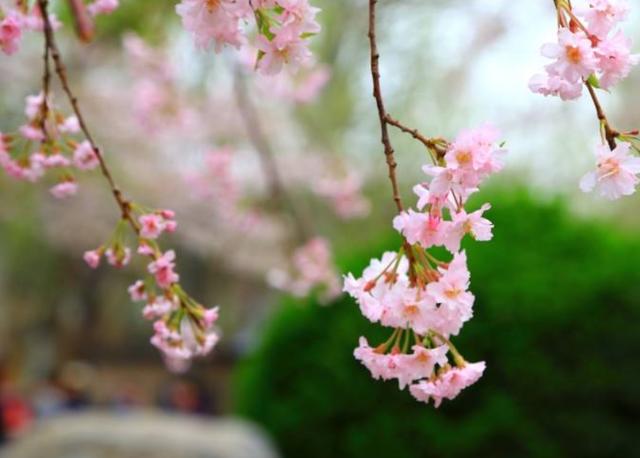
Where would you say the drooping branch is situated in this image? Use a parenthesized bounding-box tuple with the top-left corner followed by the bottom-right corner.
(38, 0, 138, 231)
(367, 0, 405, 215)
(367, 0, 419, 277)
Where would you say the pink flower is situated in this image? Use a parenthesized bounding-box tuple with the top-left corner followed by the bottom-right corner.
(541, 29, 598, 83)
(0, 13, 22, 55)
(58, 116, 80, 134)
(354, 337, 449, 389)
(443, 204, 493, 253)
(105, 246, 131, 268)
(83, 249, 102, 269)
(138, 240, 155, 257)
(42, 153, 71, 168)
(128, 280, 147, 302)
(49, 180, 78, 199)
(148, 250, 180, 289)
(426, 252, 474, 336)
(594, 30, 639, 89)
(393, 209, 448, 249)
(256, 27, 312, 75)
(175, 0, 245, 51)
(203, 306, 219, 327)
(410, 361, 486, 407)
(143, 296, 176, 320)
(575, 0, 629, 38)
(24, 92, 45, 120)
(580, 142, 640, 199)
(73, 141, 100, 171)
(529, 72, 583, 101)
(139, 213, 165, 239)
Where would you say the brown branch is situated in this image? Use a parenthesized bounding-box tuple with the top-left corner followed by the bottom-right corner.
(368, 0, 404, 214)
(38, 0, 138, 232)
(40, 14, 51, 142)
(368, 0, 417, 279)
(232, 67, 308, 242)
(384, 114, 447, 159)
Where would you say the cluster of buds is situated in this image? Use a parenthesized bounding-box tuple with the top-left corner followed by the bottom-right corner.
(176, 0, 320, 75)
(84, 205, 220, 366)
(530, 0, 640, 200)
(0, 92, 97, 198)
(345, 125, 506, 407)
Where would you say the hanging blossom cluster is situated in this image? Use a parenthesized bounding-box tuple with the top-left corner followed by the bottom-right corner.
(530, 0, 640, 200)
(0, 0, 219, 371)
(176, 0, 320, 74)
(345, 126, 505, 407)
(0, 91, 222, 366)
(349, 0, 509, 407)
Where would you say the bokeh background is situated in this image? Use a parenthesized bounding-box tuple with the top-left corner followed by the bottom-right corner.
(1, 0, 639, 457)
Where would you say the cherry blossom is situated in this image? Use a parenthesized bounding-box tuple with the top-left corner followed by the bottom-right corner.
(176, 0, 321, 74)
(409, 361, 486, 408)
(148, 250, 180, 289)
(580, 142, 640, 199)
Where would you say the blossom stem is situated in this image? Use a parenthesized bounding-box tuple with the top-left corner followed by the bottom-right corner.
(384, 114, 447, 162)
(429, 330, 466, 367)
(585, 81, 618, 150)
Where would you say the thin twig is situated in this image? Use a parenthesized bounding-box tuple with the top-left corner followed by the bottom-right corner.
(368, 0, 404, 214)
(233, 66, 308, 242)
(585, 82, 618, 150)
(384, 114, 447, 159)
(40, 13, 51, 143)
(38, 0, 139, 233)
(368, 0, 417, 279)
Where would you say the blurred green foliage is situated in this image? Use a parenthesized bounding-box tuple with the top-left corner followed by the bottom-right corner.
(233, 189, 640, 458)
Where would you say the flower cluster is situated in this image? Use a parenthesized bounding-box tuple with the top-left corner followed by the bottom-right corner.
(345, 125, 506, 407)
(0, 92, 91, 198)
(530, 0, 640, 200)
(84, 205, 220, 366)
(176, 0, 320, 74)
(268, 236, 341, 302)
(0, 1, 61, 56)
(530, 0, 638, 99)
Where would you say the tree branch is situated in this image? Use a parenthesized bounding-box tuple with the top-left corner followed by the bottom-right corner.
(38, 0, 138, 232)
(368, 0, 417, 279)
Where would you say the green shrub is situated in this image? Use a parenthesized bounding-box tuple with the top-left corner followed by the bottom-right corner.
(234, 190, 640, 458)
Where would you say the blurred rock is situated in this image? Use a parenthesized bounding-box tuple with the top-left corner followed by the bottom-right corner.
(0, 410, 279, 458)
